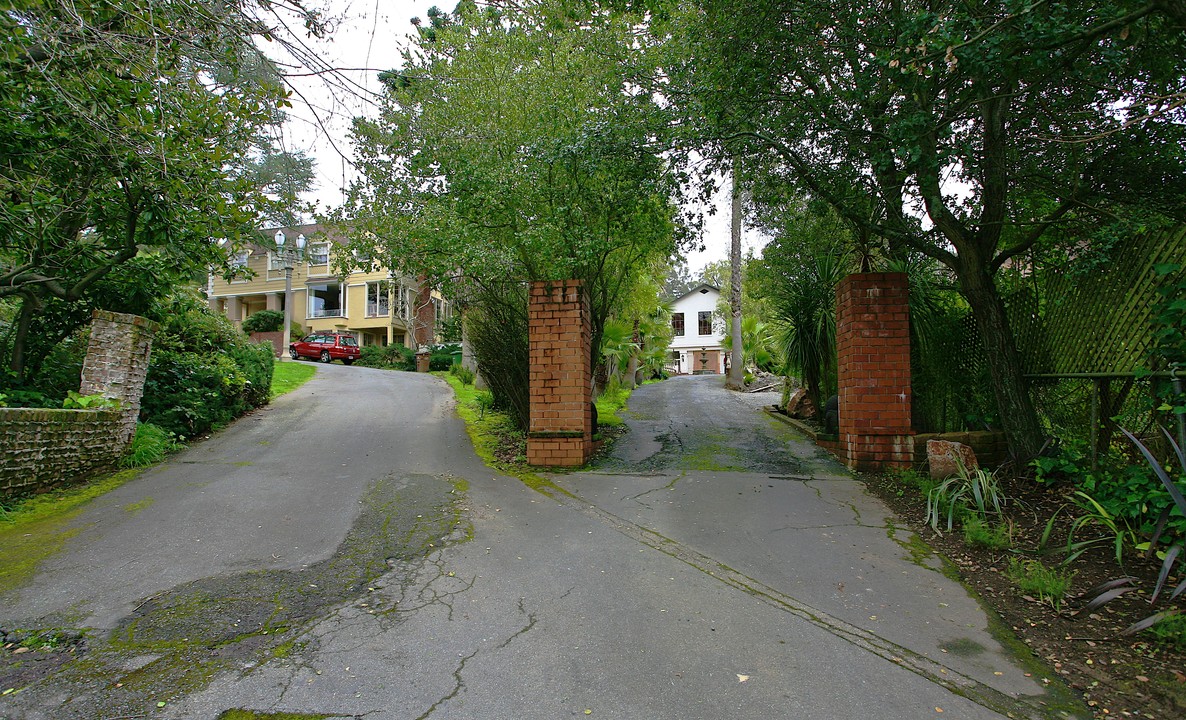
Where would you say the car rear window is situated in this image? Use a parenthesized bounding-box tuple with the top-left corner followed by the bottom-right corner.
(341, 337, 358, 347)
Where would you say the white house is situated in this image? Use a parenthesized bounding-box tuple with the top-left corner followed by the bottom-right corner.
(668, 284, 726, 374)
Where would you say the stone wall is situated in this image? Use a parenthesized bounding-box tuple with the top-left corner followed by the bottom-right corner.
(1, 311, 157, 498)
(835, 273, 913, 471)
(0, 408, 127, 496)
(526, 280, 594, 467)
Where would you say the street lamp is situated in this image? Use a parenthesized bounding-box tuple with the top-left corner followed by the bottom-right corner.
(275, 230, 306, 355)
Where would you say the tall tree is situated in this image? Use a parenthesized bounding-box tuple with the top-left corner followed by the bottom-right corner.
(725, 160, 745, 389)
(0, 0, 324, 378)
(664, 1, 1186, 458)
(340, 0, 682, 425)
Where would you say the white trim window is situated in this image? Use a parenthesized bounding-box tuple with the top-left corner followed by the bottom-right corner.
(268, 252, 285, 271)
(308, 282, 344, 318)
(308, 242, 330, 265)
(698, 311, 713, 336)
(367, 281, 390, 317)
(230, 249, 250, 269)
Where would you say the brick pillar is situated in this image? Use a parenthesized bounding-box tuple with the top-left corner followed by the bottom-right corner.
(527, 280, 593, 467)
(79, 310, 159, 449)
(836, 273, 913, 471)
(414, 279, 435, 347)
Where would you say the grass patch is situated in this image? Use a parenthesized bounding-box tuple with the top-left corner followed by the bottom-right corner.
(440, 373, 524, 467)
(439, 373, 573, 496)
(595, 385, 631, 428)
(962, 516, 1012, 551)
(217, 711, 330, 720)
(0, 469, 140, 595)
(270, 361, 316, 399)
(1006, 557, 1074, 610)
(120, 422, 184, 468)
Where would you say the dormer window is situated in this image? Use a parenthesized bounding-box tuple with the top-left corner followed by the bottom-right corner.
(308, 242, 329, 265)
(230, 249, 250, 268)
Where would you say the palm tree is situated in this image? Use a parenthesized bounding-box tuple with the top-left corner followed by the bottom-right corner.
(772, 251, 848, 413)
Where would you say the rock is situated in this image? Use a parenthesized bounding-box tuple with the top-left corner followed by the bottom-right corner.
(927, 439, 979, 480)
(785, 388, 818, 420)
(823, 394, 839, 434)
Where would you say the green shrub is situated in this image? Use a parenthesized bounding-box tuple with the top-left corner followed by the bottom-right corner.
(229, 341, 275, 410)
(962, 517, 1012, 551)
(925, 459, 1006, 534)
(141, 350, 247, 438)
(121, 423, 184, 468)
(357, 343, 415, 370)
(139, 294, 276, 438)
(1144, 611, 1186, 650)
(450, 363, 475, 385)
(61, 391, 120, 410)
(428, 351, 454, 371)
(241, 310, 285, 333)
(1006, 558, 1074, 610)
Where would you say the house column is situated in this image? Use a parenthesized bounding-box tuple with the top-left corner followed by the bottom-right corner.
(267, 292, 282, 312)
(225, 296, 242, 326)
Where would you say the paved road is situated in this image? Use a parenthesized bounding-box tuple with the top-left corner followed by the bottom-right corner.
(1, 370, 1085, 719)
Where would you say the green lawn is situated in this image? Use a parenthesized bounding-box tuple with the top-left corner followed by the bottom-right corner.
(270, 361, 317, 399)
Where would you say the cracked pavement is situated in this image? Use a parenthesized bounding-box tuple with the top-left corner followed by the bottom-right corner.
(1, 371, 1086, 719)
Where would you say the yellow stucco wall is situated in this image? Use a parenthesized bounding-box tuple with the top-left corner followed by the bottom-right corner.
(209, 244, 433, 345)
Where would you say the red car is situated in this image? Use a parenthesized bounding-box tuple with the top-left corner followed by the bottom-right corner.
(289, 333, 360, 364)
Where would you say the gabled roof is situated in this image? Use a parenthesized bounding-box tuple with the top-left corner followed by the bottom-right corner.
(670, 283, 721, 303)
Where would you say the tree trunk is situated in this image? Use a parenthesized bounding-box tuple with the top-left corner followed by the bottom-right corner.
(725, 158, 745, 390)
(8, 294, 38, 381)
(958, 266, 1045, 461)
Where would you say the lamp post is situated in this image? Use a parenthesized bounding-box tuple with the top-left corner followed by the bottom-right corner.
(275, 230, 306, 356)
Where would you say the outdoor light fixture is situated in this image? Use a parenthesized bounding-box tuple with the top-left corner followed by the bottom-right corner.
(276, 230, 307, 354)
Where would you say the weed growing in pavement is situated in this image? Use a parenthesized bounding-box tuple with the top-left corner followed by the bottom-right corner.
(1007, 557, 1075, 611)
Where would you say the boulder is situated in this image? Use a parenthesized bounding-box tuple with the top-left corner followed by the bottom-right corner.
(927, 439, 979, 480)
(785, 388, 818, 420)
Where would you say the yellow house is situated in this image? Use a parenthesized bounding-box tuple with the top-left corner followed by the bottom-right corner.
(206, 224, 451, 348)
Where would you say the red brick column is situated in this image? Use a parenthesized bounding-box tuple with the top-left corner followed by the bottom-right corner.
(413, 278, 435, 347)
(836, 273, 913, 471)
(527, 280, 593, 467)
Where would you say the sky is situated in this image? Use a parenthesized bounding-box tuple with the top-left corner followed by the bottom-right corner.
(271, 0, 762, 274)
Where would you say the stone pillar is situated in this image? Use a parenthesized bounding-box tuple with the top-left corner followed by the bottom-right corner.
(527, 280, 593, 467)
(79, 310, 159, 448)
(836, 273, 913, 471)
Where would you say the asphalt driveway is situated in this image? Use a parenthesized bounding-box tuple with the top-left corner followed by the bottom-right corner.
(0, 370, 1085, 719)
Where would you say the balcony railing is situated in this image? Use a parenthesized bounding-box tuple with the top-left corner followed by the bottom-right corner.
(367, 302, 390, 317)
(308, 308, 344, 318)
